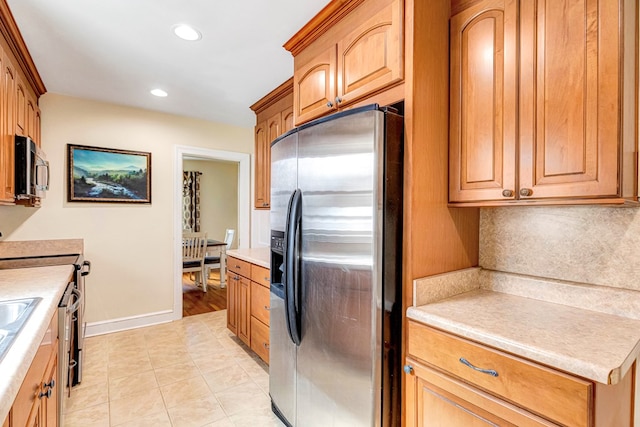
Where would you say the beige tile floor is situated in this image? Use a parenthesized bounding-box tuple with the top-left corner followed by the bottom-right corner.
(63, 310, 285, 427)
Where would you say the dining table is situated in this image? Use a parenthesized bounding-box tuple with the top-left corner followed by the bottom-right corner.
(206, 239, 227, 286)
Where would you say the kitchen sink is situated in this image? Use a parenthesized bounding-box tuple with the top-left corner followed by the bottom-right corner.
(0, 297, 41, 362)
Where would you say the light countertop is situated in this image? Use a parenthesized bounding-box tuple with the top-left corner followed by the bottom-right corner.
(227, 247, 270, 269)
(0, 265, 74, 423)
(408, 268, 640, 385)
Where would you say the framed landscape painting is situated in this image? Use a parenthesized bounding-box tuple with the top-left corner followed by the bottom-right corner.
(68, 144, 151, 203)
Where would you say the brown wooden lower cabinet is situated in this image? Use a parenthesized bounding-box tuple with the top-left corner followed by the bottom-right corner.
(226, 256, 270, 364)
(42, 352, 58, 427)
(405, 359, 555, 427)
(405, 320, 634, 427)
(10, 311, 58, 427)
(250, 275, 270, 364)
(250, 317, 269, 363)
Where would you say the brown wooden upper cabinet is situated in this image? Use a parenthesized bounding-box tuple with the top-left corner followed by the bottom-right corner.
(287, 0, 404, 126)
(0, 1, 46, 206)
(250, 79, 294, 210)
(449, 0, 638, 206)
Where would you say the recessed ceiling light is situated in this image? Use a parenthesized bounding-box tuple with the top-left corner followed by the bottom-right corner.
(173, 24, 202, 41)
(151, 88, 168, 97)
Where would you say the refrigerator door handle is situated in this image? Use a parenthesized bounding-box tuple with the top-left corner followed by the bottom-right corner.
(284, 188, 302, 345)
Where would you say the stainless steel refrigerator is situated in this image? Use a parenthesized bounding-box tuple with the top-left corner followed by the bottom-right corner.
(269, 104, 403, 427)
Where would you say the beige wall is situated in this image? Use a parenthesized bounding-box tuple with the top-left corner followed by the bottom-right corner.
(183, 159, 238, 248)
(0, 93, 253, 324)
(480, 206, 640, 291)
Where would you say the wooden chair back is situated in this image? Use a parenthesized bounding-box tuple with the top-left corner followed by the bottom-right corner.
(183, 232, 207, 262)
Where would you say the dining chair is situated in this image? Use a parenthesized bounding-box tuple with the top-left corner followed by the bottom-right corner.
(204, 229, 235, 286)
(182, 231, 208, 292)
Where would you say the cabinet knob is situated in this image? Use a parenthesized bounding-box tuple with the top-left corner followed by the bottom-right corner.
(264, 305, 270, 311)
(519, 188, 532, 197)
(335, 96, 343, 105)
(263, 342, 270, 349)
(403, 365, 414, 374)
(326, 101, 333, 108)
(502, 189, 514, 197)
(39, 388, 52, 399)
(44, 379, 55, 389)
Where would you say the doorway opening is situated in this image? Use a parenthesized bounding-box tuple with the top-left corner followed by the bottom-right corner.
(173, 145, 250, 320)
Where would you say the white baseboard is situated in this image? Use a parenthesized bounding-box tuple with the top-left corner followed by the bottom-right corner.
(84, 309, 179, 337)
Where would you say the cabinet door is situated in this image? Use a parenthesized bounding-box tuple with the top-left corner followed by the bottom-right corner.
(0, 50, 5, 205)
(34, 106, 41, 146)
(26, 96, 35, 142)
(261, 111, 282, 210)
(404, 359, 555, 427)
(250, 280, 270, 326)
(42, 351, 58, 427)
(12, 313, 56, 427)
(282, 106, 294, 134)
(1, 53, 15, 204)
(518, 0, 619, 199)
(449, 0, 518, 203)
(226, 272, 238, 335)
(237, 276, 251, 346)
(294, 45, 337, 125)
(254, 120, 269, 209)
(15, 77, 25, 136)
(250, 316, 270, 364)
(336, 0, 403, 105)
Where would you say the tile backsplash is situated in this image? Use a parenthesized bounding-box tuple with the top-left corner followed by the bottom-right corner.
(480, 206, 640, 291)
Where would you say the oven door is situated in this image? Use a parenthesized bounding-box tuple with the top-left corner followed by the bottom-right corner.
(58, 282, 81, 426)
(72, 258, 90, 385)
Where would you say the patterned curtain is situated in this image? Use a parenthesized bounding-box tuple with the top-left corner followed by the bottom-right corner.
(183, 171, 202, 232)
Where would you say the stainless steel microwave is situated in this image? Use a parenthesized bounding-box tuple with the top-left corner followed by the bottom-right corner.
(15, 135, 49, 199)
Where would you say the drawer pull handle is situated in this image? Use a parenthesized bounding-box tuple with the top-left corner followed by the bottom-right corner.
(459, 357, 499, 377)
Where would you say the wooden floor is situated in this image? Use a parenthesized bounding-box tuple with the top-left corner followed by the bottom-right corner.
(182, 270, 227, 317)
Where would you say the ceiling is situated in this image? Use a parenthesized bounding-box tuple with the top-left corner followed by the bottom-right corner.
(6, 0, 331, 128)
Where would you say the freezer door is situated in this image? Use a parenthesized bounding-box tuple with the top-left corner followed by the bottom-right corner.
(270, 282, 296, 426)
(296, 109, 385, 426)
(269, 130, 298, 426)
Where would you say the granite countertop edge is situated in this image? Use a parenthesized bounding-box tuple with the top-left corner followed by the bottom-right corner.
(0, 265, 74, 423)
(227, 247, 270, 269)
(407, 290, 640, 385)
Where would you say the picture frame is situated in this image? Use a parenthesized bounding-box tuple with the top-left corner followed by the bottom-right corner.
(67, 144, 151, 203)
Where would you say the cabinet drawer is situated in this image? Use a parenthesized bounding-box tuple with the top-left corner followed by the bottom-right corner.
(251, 280, 270, 326)
(250, 316, 269, 364)
(407, 321, 592, 427)
(405, 358, 557, 427)
(251, 265, 270, 288)
(227, 256, 250, 278)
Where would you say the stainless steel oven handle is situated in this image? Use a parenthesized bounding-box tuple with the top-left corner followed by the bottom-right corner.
(67, 288, 82, 314)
